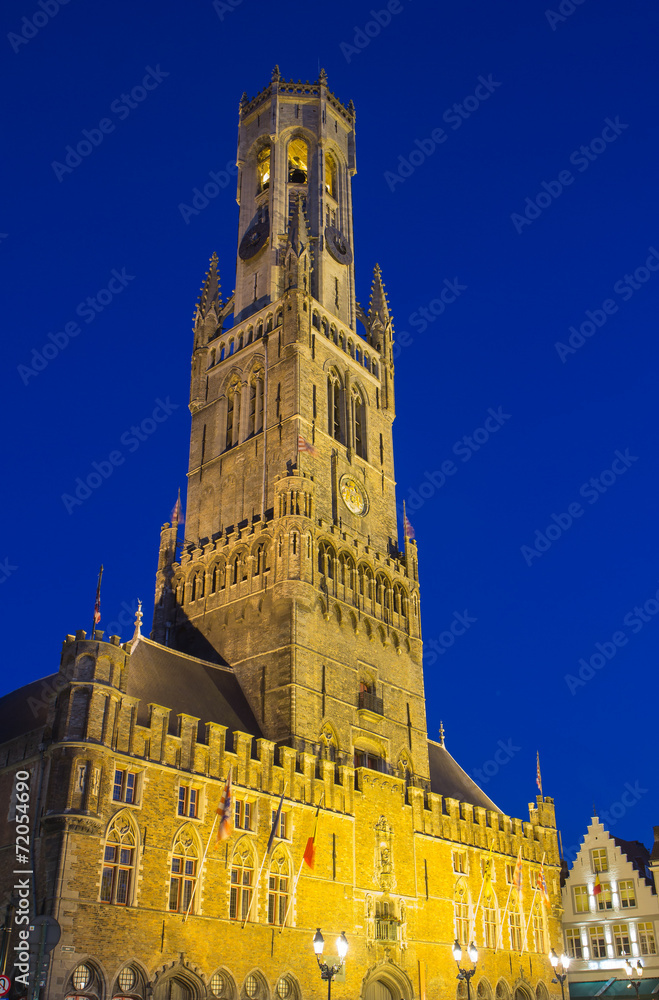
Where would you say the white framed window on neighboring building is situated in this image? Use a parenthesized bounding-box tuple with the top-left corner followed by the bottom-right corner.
(597, 882, 613, 911)
(573, 885, 590, 913)
(637, 922, 656, 956)
(588, 925, 607, 959)
(565, 928, 583, 959)
(612, 923, 630, 957)
(618, 880, 636, 909)
(591, 848, 608, 873)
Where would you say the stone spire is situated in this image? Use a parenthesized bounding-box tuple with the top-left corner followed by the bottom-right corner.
(196, 251, 222, 320)
(368, 263, 391, 329)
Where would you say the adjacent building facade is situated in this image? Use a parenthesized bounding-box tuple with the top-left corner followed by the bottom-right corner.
(1, 69, 564, 1000)
(561, 819, 659, 997)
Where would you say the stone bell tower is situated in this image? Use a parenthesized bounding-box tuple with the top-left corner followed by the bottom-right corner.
(152, 68, 429, 785)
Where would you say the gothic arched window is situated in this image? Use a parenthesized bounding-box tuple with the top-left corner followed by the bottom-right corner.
(483, 894, 497, 948)
(351, 387, 367, 459)
(226, 382, 241, 450)
(257, 146, 270, 193)
(327, 371, 343, 443)
(454, 882, 470, 945)
(288, 137, 308, 183)
(509, 898, 523, 952)
(230, 846, 254, 921)
(325, 153, 337, 198)
(318, 541, 335, 579)
(100, 813, 137, 906)
(268, 852, 290, 926)
(339, 552, 355, 589)
(169, 827, 199, 914)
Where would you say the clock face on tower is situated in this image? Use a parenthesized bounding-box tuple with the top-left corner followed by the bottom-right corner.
(239, 218, 270, 260)
(325, 225, 353, 265)
(339, 474, 368, 516)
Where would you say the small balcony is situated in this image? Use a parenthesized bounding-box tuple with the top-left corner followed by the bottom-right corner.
(358, 690, 383, 715)
(375, 918, 398, 942)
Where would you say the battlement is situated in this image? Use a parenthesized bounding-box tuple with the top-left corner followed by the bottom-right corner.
(240, 69, 354, 125)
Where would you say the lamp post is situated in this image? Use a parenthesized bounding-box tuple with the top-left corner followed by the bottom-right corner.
(549, 948, 571, 1000)
(313, 929, 348, 1000)
(452, 940, 478, 1000)
(624, 958, 644, 997)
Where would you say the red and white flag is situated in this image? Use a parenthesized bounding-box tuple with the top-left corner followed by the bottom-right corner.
(298, 435, 317, 457)
(171, 491, 184, 526)
(514, 847, 523, 900)
(216, 768, 233, 842)
(536, 751, 543, 795)
(404, 513, 415, 539)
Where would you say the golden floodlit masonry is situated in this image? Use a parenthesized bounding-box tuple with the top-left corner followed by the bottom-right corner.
(0, 68, 563, 1000)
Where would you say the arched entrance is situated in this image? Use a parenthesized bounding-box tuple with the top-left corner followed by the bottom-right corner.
(362, 964, 413, 1000)
(365, 982, 394, 1000)
(154, 969, 204, 1000)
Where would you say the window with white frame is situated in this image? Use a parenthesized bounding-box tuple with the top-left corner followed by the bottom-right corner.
(618, 880, 636, 908)
(613, 923, 630, 957)
(453, 850, 467, 874)
(565, 928, 583, 959)
(597, 882, 613, 911)
(588, 925, 607, 959)
(591, 848, 608, 873)
(637, 922, 656, 956)
(573, 885, 590, 913)
(483, 896, 497, 949)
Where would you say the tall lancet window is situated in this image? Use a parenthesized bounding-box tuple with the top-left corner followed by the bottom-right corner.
(325, 153, 337, 198)
(288, 138, 308, 183)
(351, 387, 367, 459)
(327, 372, 343, 443)
(257, 146, 270, 193)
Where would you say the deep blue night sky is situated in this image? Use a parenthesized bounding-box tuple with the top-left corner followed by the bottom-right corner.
(2, 0, 658, 861)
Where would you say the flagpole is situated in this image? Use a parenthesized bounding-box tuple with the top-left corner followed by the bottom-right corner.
(524, 852, 546, 946)
(496, 884, 514, 952)
(471, 840, 494, 935)
(183, 812, 218, 922)
(91, 564, 103, 635)
(242, 784, 288, 928)
(279, 792, 324, 934)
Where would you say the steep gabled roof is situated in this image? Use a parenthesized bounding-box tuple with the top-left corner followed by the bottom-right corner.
(127, 637, 261, 740)
(613, 836, 655, 890)
(427, 739, 501, 812)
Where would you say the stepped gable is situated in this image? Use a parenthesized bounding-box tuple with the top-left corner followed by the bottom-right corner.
(0, 673, 59, 742)
(613, 835, 655, 889)
(127, 636, 261, 740)
(427, 738, 501, 811)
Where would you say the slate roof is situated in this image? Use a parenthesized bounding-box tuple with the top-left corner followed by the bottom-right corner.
(127, 637, 261, 740)
(0, 673, 58, 742)
(427, 739, 501, 811)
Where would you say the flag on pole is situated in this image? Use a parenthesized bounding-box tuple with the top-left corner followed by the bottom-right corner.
(298, 435, 317, 457)
(266, 791, 285, 856)
(403, 511, 415, 540)
(482, 843, 494, 899)
(303, 804, 321, 869)
(593, 873, 602, 896)
(93, 565, 104, 627)
(536, 752, 543, 796)
(216, 768, 233, 842)
(537, 861, 550, 907)
(514, 847, 523, 901)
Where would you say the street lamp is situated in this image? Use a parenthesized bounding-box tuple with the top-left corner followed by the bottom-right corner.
(549, 948, 571, 1000)
(313, 929, 348, 1000)
(625, 958, 644, 997)
(452, 940, 478, 1000)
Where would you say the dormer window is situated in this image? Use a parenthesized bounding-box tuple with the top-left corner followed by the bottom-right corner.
(288, 138, 308, 183)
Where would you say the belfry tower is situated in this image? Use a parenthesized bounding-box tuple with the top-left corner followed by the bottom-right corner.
(153, 67, 427, 782)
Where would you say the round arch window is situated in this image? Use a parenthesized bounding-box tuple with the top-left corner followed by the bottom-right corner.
(72, 965, 92, 991)
(276, 980, 291, 999)
(244, 976, 258, 999)
(118, 967, 136, 992)
(210, 975, 226, 997)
